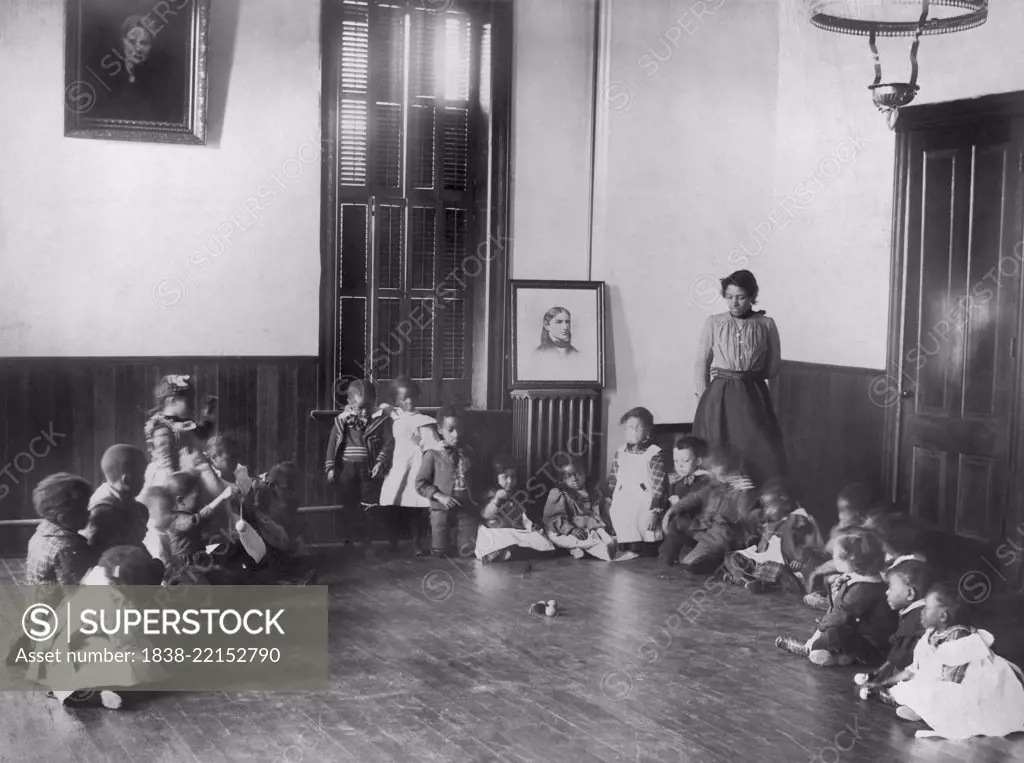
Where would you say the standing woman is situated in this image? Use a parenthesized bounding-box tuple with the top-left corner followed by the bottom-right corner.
(693, 270, 786, 487)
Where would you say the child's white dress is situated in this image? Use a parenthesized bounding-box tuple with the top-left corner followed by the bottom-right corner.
(27, 567, 167, 692)
(475, 523, 556, 559)
(889, 627, 1024, 739)
(609, 444, 665, 544)
(379, 411, 438, 508)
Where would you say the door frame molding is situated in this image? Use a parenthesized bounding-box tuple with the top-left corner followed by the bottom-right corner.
(884, 91, 1024, 551)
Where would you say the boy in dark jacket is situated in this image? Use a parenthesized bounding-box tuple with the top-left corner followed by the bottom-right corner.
(854, 555, 931, 702)
(325, 379, 392, 545)
(659, 445, 757, 573)
(415, 403, 477, 558)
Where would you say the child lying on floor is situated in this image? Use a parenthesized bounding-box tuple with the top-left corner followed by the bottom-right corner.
(723, 478, 823, 594)
(864, 582, 1024, 739)
(776, 529, 897, 667)
(476, 455, 555, 563)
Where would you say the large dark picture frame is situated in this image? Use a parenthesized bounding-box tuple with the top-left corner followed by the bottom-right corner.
(510, 280, 606, 389)
(64, 0, 210, 144)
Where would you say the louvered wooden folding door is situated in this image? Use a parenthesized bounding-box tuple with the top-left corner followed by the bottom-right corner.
(323, 0, 495, 407)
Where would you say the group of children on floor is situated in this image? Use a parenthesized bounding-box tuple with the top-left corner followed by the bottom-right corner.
(327, 380, 1024, 740)
(17, 373, 1024, 736)
(16, 375, 313, 709)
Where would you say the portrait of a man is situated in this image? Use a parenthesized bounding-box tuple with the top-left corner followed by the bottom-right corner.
(512, 282, 605, 388)
(65, 0, 209, 143)
(534, 307, 579, 357)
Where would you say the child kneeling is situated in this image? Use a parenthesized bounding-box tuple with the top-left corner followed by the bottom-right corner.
(475, 455, 555, 563)
(659, 445, 757, 573)
(723, 478, 823, 594)
(543, 457, 618, 561)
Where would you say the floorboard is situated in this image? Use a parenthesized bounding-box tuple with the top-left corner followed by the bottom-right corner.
(2, 547, 1024, 763)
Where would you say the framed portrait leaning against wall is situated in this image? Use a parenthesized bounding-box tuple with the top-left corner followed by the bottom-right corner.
(510, 280, 605, 389)
(64, 0, 210, 144)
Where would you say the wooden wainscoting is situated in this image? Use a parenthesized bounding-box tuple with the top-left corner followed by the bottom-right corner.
(773, 361, 887, 527)
(0, 357, 325, 556)
(0, 358, 512, 557)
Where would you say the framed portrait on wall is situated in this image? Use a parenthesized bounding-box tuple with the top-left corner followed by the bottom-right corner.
(510, 280, 605, 389)
(64, 0, 210, 144)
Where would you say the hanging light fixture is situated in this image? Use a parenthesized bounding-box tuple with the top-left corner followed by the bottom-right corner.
(808, 1, 988, 129)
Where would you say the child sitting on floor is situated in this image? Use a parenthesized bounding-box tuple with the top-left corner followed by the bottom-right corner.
(38, 545, 166, 710)
(865, 509, 931, 563)
(776, 529, 897, 666)
(141, 486, 176, 573)
(607, 407, 669, 557)
(231, 462, 317, 585)
(866, 582, 1024, 739)
(802, 482, 874, 609)
(662, 436, 711, 531)
(7, 475, 95, 667)
(659, 445, 757, 573)
(24, 473, 95, 587)
(142, 374, 217, 492)
(543, 456, 623, 562)
(475, 455, 555, 563)
(325, 379, 392, 547)
(84, 445, 150, 555)
(165, 471, 240, 571)
(416, 403, 477, 558)
(854, 555, 931, 702)
(723, 478, 824, 594)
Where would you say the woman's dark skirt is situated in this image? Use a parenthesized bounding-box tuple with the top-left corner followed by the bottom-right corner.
(693, 372, 787, 487)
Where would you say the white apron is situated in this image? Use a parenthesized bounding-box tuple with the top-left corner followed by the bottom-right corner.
(549, 528, 616, 561)
(609, 445, 664, 544)
(474, 526, 555, 559)
(736, 534, 784, 565)
(379, 412, 437, 508)
(890, 628, 1024, 739)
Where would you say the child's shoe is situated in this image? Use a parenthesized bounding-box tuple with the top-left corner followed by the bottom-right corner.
(481, 549, 512, 564)
(52, 690, 98, 707)
(570, 548, 585, 560)
(808, 649, 855, 667)
(774, 636, 810, 657)
(853, 671, 874, 686)
(100, 691, 124, 710)
(802, 592, 829, 611)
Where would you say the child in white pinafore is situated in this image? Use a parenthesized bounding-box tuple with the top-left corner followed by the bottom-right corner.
(867, 581, 1024, 739)
(378, 377, 442, 556)
(607, 407, 669, 557)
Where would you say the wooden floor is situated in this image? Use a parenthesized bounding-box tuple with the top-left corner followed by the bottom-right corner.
(2, 549, 1023, 763)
